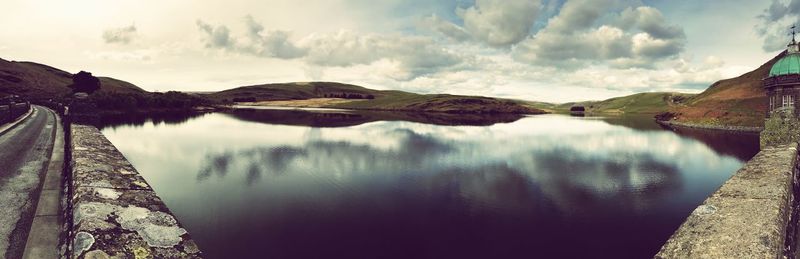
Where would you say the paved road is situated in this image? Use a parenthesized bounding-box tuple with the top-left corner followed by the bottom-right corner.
(0, 106, 56, 259)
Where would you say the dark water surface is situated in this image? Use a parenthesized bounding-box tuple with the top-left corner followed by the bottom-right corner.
(100, 109, 759, 259)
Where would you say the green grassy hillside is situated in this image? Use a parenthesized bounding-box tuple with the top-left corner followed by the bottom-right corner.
(208, 82, 383, 101)
(548, 92, 693, 115)
(210, 82, 546, 114)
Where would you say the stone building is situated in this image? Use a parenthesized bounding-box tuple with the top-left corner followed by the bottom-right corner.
(764, 31, 800, 118)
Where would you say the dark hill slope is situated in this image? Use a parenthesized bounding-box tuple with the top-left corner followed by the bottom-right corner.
(0, 58, 146, 99)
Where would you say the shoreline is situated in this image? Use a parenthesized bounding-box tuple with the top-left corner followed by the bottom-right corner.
(656, 119, 763, 133)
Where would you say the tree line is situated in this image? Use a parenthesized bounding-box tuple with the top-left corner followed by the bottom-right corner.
(322, 93, 375, 99)
(90, 91, 212, 111)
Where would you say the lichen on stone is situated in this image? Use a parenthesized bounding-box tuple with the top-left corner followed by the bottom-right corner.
(694, 204, 717, 216)
(74, 202, 116, 225)
(73, 232, 95, 257)
(118, 206, 187, 247)
(132, 181, 149, 188)
(89, 179, 114, 188)
(96, 188, 121, 200)
(139, 224, 188, 248)
(75, 201, 188, 248)
(84, 250, 111, 259)
(134, 246, 150, 259)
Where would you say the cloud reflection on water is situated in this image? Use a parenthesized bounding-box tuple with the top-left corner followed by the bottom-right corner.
(101, 112, 755, 259)
(194, 117, 685, 215)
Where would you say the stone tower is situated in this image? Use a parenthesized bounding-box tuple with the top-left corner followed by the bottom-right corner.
(764, 26, 800, 118)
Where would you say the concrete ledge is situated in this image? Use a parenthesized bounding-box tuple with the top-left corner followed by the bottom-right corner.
(656, 143, 798, 258)
(65, 124, 201, 258)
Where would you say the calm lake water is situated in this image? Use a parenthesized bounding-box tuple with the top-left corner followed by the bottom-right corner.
(99, 108, 759, 259)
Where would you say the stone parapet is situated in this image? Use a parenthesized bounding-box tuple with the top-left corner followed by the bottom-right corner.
(655, 143, 798, 258)
(64, 124, 201, 258)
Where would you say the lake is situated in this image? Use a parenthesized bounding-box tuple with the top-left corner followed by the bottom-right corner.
(99, 108, 759, 258)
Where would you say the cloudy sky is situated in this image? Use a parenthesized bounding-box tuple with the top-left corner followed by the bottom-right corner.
(0, 0, 793, 102)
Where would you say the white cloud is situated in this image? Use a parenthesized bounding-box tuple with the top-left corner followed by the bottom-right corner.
(512, 3, 685, 69)
(456, 0, 543, 46)
(0, 0, 772, 103)
(88, 49, 155, 62)
(757, 0, 800, 51)
(102, 25, 137, 45)
(198, 17, 466, 81)
(417, 15, 471, 42)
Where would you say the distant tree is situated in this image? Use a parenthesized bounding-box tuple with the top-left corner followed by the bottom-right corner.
(570, 106, 585, 112)
(69, 71, 101, 94)
(232, 97, 257, 102)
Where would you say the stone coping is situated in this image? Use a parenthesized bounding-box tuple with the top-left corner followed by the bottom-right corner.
(66, 124, 201, 258)
(655, 143, 798, 258)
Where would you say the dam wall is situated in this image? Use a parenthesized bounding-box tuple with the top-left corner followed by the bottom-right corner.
(656, 143, 799, 258)
(62, 123, 202, 258)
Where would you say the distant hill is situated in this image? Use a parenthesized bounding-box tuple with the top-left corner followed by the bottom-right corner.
(546, 92, 693, 115)
(209, 82, 381, 101)
(668, 53, 781, 127)
(537, 52, 777, 127)
(209, 82, 546, 114)
(0, 58, 146, 99)
(2, 54, 775, 122)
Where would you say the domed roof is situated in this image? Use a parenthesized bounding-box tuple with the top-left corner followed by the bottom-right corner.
(770, 53, 800, 77)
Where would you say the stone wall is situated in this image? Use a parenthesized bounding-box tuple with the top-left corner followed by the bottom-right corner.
(656, 119, 764, 133)
(655, 143, 798, 258)
(0, 102, 31, 125)
(63, 124, 201, 258)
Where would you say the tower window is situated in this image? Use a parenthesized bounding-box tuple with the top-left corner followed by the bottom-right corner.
(770, 95, 774, 111)
(783, 95, 795, 108)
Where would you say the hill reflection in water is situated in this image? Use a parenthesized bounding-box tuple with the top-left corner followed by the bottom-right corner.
(101, 109, 758, 259)
(99, 107, 528, 130)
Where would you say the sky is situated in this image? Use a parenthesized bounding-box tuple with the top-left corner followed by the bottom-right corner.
(0, 0, 793, 102)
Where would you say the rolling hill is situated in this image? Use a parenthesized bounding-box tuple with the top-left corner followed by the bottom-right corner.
(554, 92, 694, 115)
(208, 82, 547, 114)
(0, 53, 776, 123)
(0, 58, 146, 99)
(667, 53, 781, 127)
(535, 51, 778, 128)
